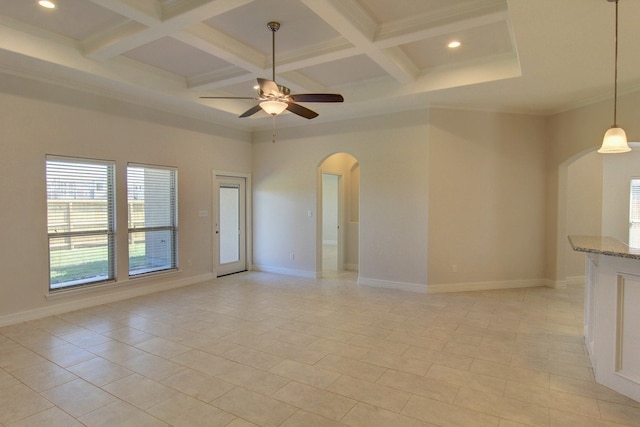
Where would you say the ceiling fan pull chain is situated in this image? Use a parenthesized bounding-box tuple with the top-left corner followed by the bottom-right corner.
(272, 114, 277, 143)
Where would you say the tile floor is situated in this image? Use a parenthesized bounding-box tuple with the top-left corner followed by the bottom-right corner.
(1, 271, 640, 426)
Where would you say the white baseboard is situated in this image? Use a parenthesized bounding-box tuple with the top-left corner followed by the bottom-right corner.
(344, 263, 359, 272)
(0, 273, 214, 328)
(566, 275, 585, 286)
(358, 277, 427, 293)
(251, 264, 319, 279)
(542, 278, 568, 289)
(428, 278, 545, 294)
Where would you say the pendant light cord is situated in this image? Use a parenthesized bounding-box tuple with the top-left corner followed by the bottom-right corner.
(613, 0, 619, 126)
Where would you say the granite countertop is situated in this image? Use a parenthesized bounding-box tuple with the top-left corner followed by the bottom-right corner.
(568, 235, 640, 260)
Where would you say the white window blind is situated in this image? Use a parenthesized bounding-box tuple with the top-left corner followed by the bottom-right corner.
(46, 156, 116, 290)
(630, 179, 640, 248)
(127, 164, 178, 276)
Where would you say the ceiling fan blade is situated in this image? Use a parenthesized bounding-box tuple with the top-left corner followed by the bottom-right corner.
(289, 93, 344, 103)
(257, 78, 281, 96)
(239, 104, 263, 118)
(200, 96, 255, 100)
(286, 102, 319, 119)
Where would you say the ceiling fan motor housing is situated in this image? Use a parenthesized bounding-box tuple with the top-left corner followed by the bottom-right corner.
(267, 21, 280, 32)
(200, 20, 342, 120)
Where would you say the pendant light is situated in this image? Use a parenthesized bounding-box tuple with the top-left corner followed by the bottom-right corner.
(598, 0, 631, 153)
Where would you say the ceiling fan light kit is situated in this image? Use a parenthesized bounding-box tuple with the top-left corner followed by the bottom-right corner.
(200, 21, 344, 123)
(599, 0, 631, 153)
(260, 100, 288, 115)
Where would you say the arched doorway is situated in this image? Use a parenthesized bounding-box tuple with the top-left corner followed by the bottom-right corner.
(563, 150, 603, 285)
(318, 153, 360, 277)
(561, 144, 640, 286)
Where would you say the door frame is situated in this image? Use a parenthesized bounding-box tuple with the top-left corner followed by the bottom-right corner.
(212, 170, 252, 276)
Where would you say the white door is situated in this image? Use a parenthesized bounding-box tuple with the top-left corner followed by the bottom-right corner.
(216, 176, 246, 276)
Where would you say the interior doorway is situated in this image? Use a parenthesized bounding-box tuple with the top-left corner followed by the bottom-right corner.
(318, 153, 359, 276)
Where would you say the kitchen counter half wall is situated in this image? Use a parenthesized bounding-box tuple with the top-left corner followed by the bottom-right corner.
(568, 235, 640, 260)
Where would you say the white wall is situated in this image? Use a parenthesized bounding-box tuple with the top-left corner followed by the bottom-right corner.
(252, 111, 429, 290)
(0, 74, 252, 323)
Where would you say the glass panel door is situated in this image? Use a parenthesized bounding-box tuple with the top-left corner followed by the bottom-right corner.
(216, 176, 246, 276)
(219, 184, 240, 264)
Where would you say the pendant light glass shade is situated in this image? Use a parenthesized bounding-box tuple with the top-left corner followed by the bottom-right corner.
(260, 100, 287, 115)
(599, 0, 631, 154)
(599, 126, 631, 153)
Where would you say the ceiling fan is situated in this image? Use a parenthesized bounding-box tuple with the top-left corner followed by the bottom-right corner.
(200, 21, 344, 120)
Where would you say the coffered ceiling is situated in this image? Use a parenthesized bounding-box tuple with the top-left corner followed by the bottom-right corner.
(0, 0, 639, 130)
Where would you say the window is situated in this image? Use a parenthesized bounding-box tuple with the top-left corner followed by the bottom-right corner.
(630, 178, 640, 248)
(127, 164, 178, 276)
(46, 156, 115, 290)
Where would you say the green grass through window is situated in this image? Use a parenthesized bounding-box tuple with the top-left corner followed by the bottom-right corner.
(50, 243, 146, 286)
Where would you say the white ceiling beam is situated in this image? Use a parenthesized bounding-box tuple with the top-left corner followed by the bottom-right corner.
(276, 71, 329, 93)
(84, 0, 255, 60)
(189, 67, 330, 94)
(0, 19, 187, 95)
(275, 38, 358, 72)
(175, 23, 265, 74)
(301, 0, 417, 84)
(85, 0, 161, 26)
(83, 21, 160, 61)
(160, 0, 253, 23)
(187, 68, 253, 91)
(376, 9, 509, 49)
(187, 36, 358, 91)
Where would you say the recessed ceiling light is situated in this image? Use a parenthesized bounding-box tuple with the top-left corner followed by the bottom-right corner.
(38, 1, 56, 9)
(448, 40, 461, 49)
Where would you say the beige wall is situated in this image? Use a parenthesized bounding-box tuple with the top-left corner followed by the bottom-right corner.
(252, 111, 429, 290)
(5, 69, 640, 322)
(0, 75, 252, 322)
(252, 108, 551, 292)
(547, 91, 640, 285)
(427, 108, 548, 290)
(566, 152, 602, 279)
